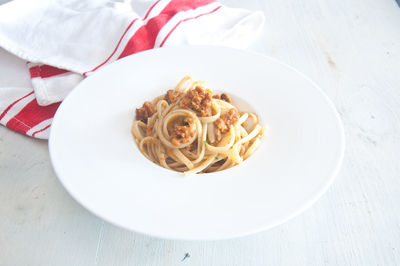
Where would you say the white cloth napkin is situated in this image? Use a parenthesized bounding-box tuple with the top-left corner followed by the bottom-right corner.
(0, 0, 264, 138)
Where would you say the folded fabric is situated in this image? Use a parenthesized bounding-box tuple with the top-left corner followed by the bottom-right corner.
(0, 0, 264, 139)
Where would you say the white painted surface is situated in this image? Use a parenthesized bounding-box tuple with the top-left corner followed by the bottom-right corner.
(1, 0, 400, 265)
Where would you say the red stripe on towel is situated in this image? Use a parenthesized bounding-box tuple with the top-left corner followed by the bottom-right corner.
(143, 0, 162, 20)
(6, 99, 60, 134)
(29, 65, 70, 78)
(84, 18, 140, 75)
(32, 124, 51, 137)
(0, 91, 34, 121)
(118, 0, 216, 58)
(160, 5, 221, 47)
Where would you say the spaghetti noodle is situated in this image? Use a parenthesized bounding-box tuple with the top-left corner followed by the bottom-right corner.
(131, 76, 266, 175)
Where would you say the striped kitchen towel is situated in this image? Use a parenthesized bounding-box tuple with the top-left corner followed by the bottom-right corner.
(0, 0, 264, 139)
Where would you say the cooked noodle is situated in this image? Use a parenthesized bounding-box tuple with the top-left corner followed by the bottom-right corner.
(131, 76, 266, 175)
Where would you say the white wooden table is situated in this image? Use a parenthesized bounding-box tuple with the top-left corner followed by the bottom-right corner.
(1, 0, 400, 265)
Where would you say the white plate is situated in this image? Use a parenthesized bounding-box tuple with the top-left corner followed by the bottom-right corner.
(49, 46, 345, 240)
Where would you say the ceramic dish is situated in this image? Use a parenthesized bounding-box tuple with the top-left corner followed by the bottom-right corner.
(49, 46, 345, 240)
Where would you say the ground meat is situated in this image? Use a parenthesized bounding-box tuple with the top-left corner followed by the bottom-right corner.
(164, 89, 183, 104)
(224, 108, 240, 125)
(214, 108, 239, 141)
(220, 93, 232, 103)
(170, 124, 195, 146)
(214, 118, 228, 141)
(135, 101, 154, 123)
(180, 86, 212, 116)
(212, 93, 231, 103)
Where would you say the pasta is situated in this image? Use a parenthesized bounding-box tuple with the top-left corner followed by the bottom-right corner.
(131, 76, 266, 175)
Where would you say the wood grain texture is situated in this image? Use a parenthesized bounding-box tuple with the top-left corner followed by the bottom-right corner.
(1, 0, 400, 265)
